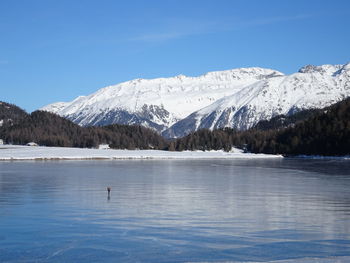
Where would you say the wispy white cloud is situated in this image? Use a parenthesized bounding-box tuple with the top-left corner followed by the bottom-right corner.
(128, 19, 219, 43)
(129, 32, 191, 42)
(129, 14, 312, 43)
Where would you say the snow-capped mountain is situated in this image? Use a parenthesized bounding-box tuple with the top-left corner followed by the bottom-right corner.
(41, 67, 283, 131)
(163, 63, 350, 137)
(41, 63, 350, 138)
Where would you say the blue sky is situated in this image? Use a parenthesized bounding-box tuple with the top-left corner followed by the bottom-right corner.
(1, 0, 349, 112)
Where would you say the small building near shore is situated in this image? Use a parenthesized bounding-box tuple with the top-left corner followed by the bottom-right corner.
(26, 142, 38, 146)
(0, 139, 3, 145)
(98, 144, 110, 150)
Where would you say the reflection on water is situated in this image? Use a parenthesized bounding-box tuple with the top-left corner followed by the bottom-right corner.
(0, 159, 350, 262)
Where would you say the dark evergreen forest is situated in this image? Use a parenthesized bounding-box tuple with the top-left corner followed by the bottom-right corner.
(172, 98, 350, 156)
(0, 102, 166, 150)
(1, 98, 350, 156)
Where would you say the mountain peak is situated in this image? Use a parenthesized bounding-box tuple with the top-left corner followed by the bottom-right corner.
(298, 63, 344, 75)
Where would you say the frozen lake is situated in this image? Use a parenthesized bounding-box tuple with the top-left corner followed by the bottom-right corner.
(0, 159, 350, 262)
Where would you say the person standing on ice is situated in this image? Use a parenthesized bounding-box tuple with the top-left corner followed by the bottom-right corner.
(107, 187, 111, 199)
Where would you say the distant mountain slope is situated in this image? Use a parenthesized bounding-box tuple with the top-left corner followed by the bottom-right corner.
(41, 68, 283, 131)
(164, 63, 350, 138)
(0, 103, 166, 149)
(253, 108, 322, 131)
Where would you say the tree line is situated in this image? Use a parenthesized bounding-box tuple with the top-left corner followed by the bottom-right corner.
(0, 103, 167, 150)
(1, 98, 350, 156)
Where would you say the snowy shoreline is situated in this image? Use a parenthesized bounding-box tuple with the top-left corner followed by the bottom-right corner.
(0, 145, 282, 161)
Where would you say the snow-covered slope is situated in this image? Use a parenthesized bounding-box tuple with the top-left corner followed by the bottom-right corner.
(43, 102, 69, 114)
(41, 63, 350, 138)
(163, 63, 350, 137)
(41, 68, 283, 131)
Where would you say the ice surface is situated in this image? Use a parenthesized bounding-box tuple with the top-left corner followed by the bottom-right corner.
(1, 159, 350, 262)
(191, 257, 350, 263)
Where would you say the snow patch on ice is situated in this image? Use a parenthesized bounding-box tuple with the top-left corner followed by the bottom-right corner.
(0, 145, 282, 161)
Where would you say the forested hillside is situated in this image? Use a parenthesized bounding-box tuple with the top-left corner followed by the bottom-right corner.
(0, 102, 166, 150)
(172, 98, 350, 156)
(0, 101, 28, 127)
(253, 108, 322, 131)
(249, 97, 350, 155)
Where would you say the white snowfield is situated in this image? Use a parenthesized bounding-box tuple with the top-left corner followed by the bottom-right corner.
(0, 145, 282, 161)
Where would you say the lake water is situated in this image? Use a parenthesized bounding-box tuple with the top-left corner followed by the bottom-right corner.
(0, 159, 350, 263)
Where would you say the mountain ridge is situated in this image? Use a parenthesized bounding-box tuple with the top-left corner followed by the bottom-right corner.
(41, 63, 350, 138)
